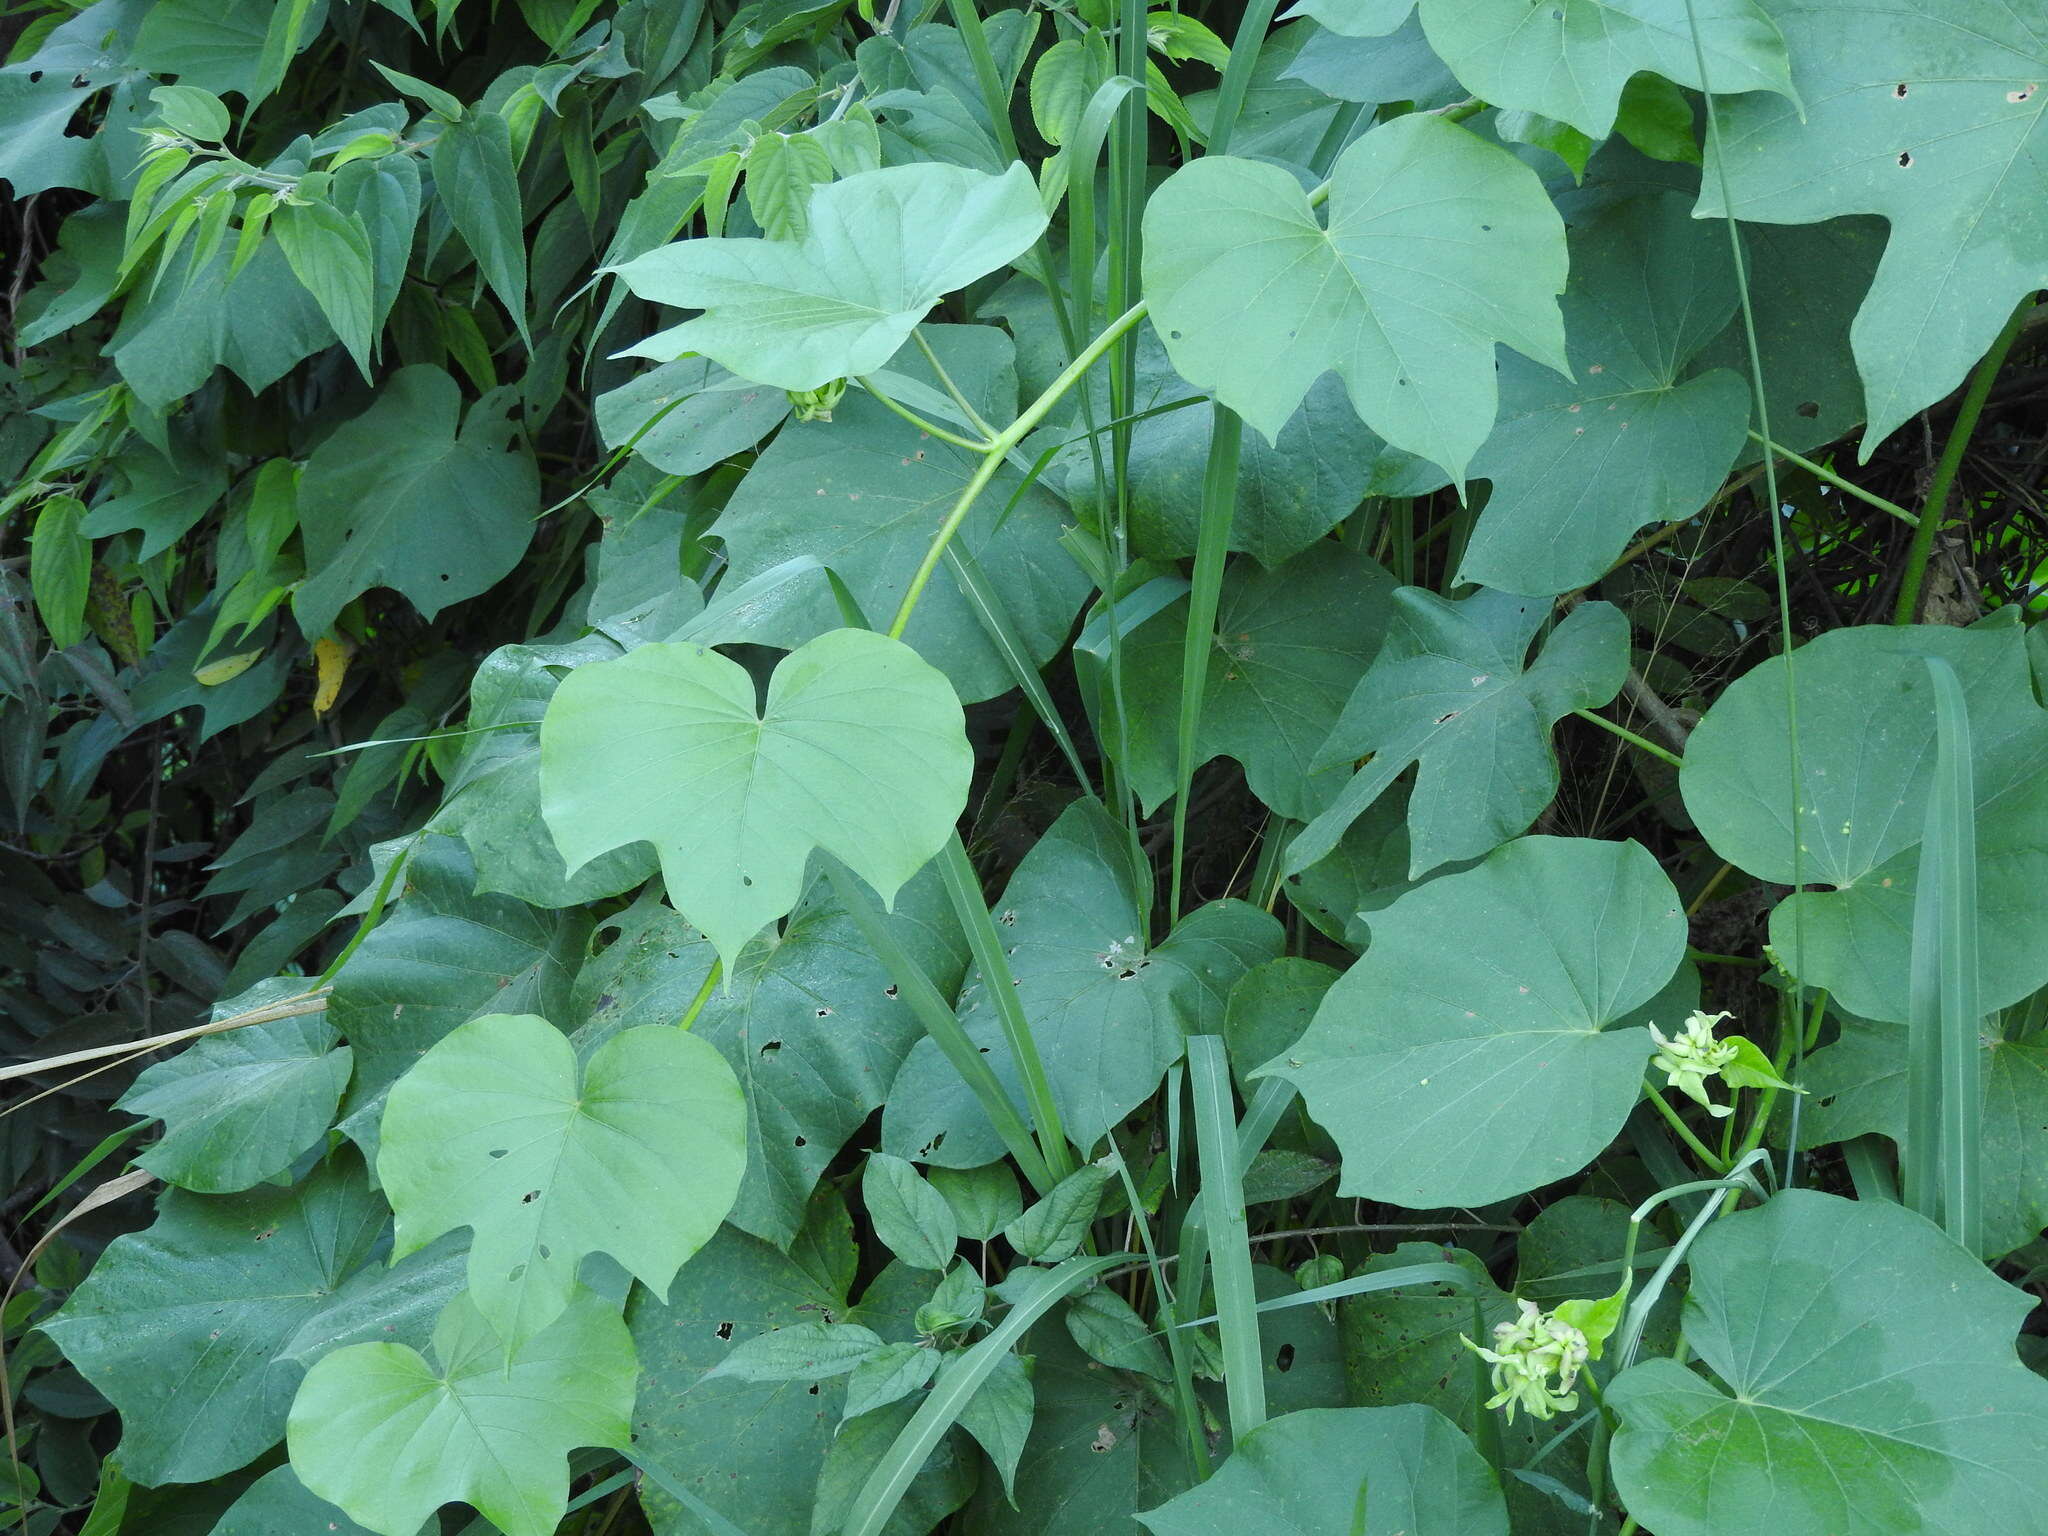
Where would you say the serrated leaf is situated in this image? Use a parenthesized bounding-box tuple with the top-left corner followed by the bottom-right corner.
(864, 1152, 960, 1271)
(1608, 1190, 2048, 1536)
(1265, 836, 1685, 1208)
(930, 1162, 1022, 1242)
(1066, 1287, 1171, 1381)
(1003, 1162, 1113, 1262)
(845, 1340, 942, 1420)
(1681, 622, 2048, 1023)
(1137, 1404, 1508, 1536)
(708, 1321, 887, 1381)
(613, 160, 1048, 389)
(1699, 0, 2048, 453)
(1459, 192, 1749, 596)
(378, 1011, 745, 1349)
(292, 365, 539, 642)
(288, 1289, 634, 1536)
(119, 981, 351, 1193)
(744, 130, 836, 241)
(1142, 112, 1568, 476)
(1287, 589, 1629, 879)
(541, 627, 970, 973)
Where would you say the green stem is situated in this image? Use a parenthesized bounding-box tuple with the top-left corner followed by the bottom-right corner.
(889, 302, 1149, 639)
(1572, 707, 1685, 770)
(1171, 409, 1241, 924)
(911, 329, 998, 440)
(1642, 1085, 1730, 1174)
(676, 960, 721, 1031)
(1746, 432, 1917, 527)
(1891, 295, 2033, 624)
(856, 376, 991, 452)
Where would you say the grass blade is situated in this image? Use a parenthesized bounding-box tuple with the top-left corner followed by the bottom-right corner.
(1188, 1034, 1265, 1441)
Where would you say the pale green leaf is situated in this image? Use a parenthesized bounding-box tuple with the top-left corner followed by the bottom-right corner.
(613, 161, 1048, 390)
(271, 198, 377, 376)
(540, 627, 971, 973)
(1142, 112, 1568, 476)
(288, 1289, 634, 1536)
(378, 1011, 745, 1349)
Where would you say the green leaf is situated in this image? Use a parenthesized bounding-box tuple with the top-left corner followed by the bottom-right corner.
(1142, 113, 1568, 476)
(0, 1, 145, 198)
(1288, 590, 1629, 878)
(41, 1154, 463, 1486)
(541, 627, 971, 974)
(1138, 1404, 1508, 1536)
(1065, 1287, 1171, 1381)
(1225, 958, 1338, 1087)
(1798, 993, 2048, 1259)
(1085, 543, 1396, 820)
(745, 130, 836, 241)
(708, 1321, 887, 1381)
(1416, 0, 1793, 139)
(292, 366, 540, 642)
(574, 871, 965, 1248)
(1030, 37, 1105, 145)
(130, 0, 326, 99)
(271, 198, 378, 377)
(212, 1465, 415, 1536)
(929, 1162, 1022, 1242)
(1458, 192, 1750, 596)
(119, 980, 351, 1193)
(149, 83, 229, 140)
(1681, 622, 2048, 1023)
(945, 1347, 1035, 1502)
(430, 112, 529, 336)
(613, 161, 1048, 390)
(811, 1395, 979, 1536)
(111, 239, 335, 411)
(629, 1223, 855, 1536)
(329, 833, 584, 1164)
(29, 494, 89, 649)
(1264, 835, 1685, 1208)
(709, 325, 1091, 703)
(1698, 0, 2047, 453)
(434, 640, 660, 909)
(594, 358, 792, 476)
(1608, 1190, 2048, 1536)
(885, 802, 1282, 1166)
(1002, 1162, 1113, 1263)
(288, 1289, 634, 1536)
(80, 435, 226, 561)
(378, 1011, 745, 1349)
(864, 1153, 961, 1271)
(846, 1340, 942, 1420)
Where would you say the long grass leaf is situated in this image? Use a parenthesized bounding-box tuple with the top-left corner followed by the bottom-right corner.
(1189, 1035, 1265, 1440)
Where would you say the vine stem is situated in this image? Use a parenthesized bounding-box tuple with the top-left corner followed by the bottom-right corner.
(1642, 1085, 1730, 1173)
(888, 301, 1149, 639)
(1891, 294, 2033, 624)
(1572, 706, 1684, 769)
(1746, 431, 1917, 526)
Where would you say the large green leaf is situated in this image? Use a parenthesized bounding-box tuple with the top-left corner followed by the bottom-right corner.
(612, 160, 1048, 389)
(1681, 622, 2048, 1023)
(541, 626, 971, 973)
(378, 1012, 745, 1350)
(1608, 1190, 2048, 1535)
(1405, 0, 1793, 139)
(1459, 193, 1750, 596)
(594, 358, 793, 476)
(1087, 543, 1396, 820)
(1699, 0, 2048, 453)
(110, 243, 334, 412)
(129, 0, 323, 99)
(328, 834, 585, 1165)
(1137, 1404, 1508, 1536)
(708, 324, 1091, 703)
(0, 0, 145, 197)
(1142, 112, 1568, 477)
(288, 1289, 634, 1536)
(1798, 990, 2048, 1259)
(1286, 589, 1629, 879)
(212, 1465, 413, 1536)
(292, 366, 540, 642)
(885, 801, 1283, 1166)
(40, 1154, 463, 1486)
(434, 639, 659, 909)
(628, 1223, 853, 1536)
(119, 979, 351, 1194)
(1265, 836, 1684, 1208)
(573, 871, 966, 1248)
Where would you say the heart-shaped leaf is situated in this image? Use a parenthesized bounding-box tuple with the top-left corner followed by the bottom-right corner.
(288, 1289, 635, 1536)
(611, 160, 1048, 389)
(540, 626, 972, 972)
(1264, 836, 1685, 1208)
(1608, 1189, 2048, 1535)
(1142, 111, 1568, 476)
(378, 1012, 745, 1350)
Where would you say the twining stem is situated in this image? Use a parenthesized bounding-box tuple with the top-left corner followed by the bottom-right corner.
(1641, 1085, 1729, 1173)
(676, 960, 721, 1031)
(1892, 294, 2034, 624)
(888, 301, 1149, 639)
(1572, 707, 1685, 770)
(1745, 432, 1917, 527)
(856, 376, 990, 452)
(911, 329, 998, 441)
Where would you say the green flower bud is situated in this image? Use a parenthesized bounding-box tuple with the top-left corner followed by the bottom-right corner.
(788, 378, 848, 422)
(1462, 1300, 1590, 1423)
(1649, 1008, 1741, 1118)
